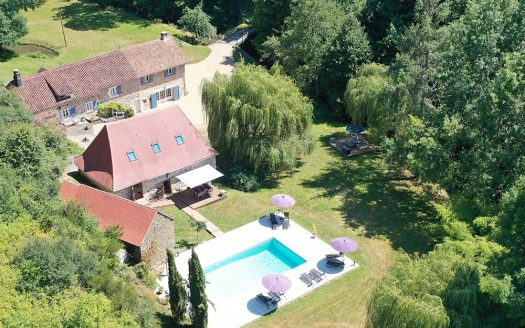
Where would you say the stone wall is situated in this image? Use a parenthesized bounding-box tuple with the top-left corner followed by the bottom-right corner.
(140, 156, 217, 200)
(45, 64, 185, 125)
(140, 211, 176, 273)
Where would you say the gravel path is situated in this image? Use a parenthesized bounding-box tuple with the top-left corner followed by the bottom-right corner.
(178, 34, 246, 133)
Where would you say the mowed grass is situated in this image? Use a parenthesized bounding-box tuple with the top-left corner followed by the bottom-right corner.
(160, 206, 213, 253)
(0, 0, 211, 84)
(197, 111, 443, 327)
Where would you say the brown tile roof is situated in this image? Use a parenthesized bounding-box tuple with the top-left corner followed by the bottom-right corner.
(12, 37, 188, 114)
(74, 106, 217, 191)
(59, 181, 158, 246)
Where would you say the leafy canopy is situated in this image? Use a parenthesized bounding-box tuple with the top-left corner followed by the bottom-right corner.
(202, 63, 314, 174)
(178, 4, 217, 39)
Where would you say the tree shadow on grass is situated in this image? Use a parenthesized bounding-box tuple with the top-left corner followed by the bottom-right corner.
(301, 152, 444, 255)
(0, 48, 17, 62)
(53, 1, 151, 31)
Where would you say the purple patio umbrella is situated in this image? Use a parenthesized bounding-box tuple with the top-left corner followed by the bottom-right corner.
(262, 274, 292, 294)
(271, 194, 296, 210)
(330, 237, 358, 254)
(330, 237, 358, 265)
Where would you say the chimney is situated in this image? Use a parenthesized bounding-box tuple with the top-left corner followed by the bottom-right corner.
(160, 31, 169, 41)
(13, 69, 22, 87)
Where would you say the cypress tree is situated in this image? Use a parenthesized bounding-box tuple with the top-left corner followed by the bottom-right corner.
(167, 249, 187, 324)
(188, 248, 207, 328)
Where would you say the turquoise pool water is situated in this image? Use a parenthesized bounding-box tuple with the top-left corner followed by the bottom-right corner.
(203, 238, 305, 299)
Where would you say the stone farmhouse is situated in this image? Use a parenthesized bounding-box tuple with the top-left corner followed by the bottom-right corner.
(59, 181, 175, 272)
(74, 106, 222, 201)
(8, 32, 187, 125)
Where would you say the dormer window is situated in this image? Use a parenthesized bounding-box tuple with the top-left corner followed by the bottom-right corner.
(109, 85, 122, 98)
(126, 150, 137, 162)
(151, 142, 161, 154)
(175, 135, 184, 145)
(140, 74, 154, 85)
(164, 67, 176, 77)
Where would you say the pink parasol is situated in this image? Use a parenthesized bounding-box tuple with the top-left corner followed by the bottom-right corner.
(271, 194, 296, 209)
(330, 237, 358, 254)
(262, 274, 292, 294)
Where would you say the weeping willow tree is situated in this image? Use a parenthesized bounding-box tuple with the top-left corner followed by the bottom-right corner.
(202, 63, 314, 174)
(344, 63, 404, 135)
(366, 238, 505, 328)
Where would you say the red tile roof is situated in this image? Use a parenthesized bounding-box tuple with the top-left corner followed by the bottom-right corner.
(12, 37, 188, 114)
(74, 106, 217, 191)
(59, 181, 157, 246)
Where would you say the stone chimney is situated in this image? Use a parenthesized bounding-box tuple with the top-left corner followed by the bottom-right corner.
(13, 69, 22, 87)
(160, 31, 169, 41)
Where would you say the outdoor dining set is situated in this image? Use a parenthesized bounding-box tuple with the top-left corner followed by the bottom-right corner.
(191, 182, 213, 199)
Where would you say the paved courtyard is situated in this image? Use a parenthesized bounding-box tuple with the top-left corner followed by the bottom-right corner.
(158, 216, 359, 328)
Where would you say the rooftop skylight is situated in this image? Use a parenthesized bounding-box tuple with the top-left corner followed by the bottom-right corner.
(127, 150, 137, 162)
(152, 142, 161, 154)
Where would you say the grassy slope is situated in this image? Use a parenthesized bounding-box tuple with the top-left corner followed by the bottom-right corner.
(160, 206, 213, 253)
(0, 0, 210, 84)
(198, 110, 443, 327)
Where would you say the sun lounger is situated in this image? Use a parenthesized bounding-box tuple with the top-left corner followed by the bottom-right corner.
(308, 272, 323, 283)
(270, 213, 279, 230)
(256, 293, 275, 309)
(310, 268, 326, 280)
(326, 258, 345, 268)
(299, 273, 314, 287)
(283, 218, 290, 230)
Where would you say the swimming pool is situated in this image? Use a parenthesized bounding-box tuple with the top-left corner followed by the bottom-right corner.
(203, 238, 306, 299)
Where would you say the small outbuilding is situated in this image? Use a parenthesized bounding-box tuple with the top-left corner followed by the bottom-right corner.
(59, 181, 175, 272)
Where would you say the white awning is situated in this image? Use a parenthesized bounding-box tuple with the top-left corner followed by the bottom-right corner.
(176, 164, 224, 188)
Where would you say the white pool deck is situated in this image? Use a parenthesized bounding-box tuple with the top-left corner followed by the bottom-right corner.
(158, 215, 359, 328)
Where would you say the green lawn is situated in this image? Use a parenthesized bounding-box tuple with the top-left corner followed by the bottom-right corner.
(160, 206, 213, 253)
(196, 110, 443, 327)
(0, 0, 211, 84)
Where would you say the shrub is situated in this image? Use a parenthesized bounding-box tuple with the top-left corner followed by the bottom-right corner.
(97, 102, 134, 118)
(15, 237, 99, 295)
(227, 165, 261, 191)
(133, 263, 157, 288)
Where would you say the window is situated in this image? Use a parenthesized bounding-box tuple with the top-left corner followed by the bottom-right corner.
(175, 135, 184, 145)
(141, 75, 153, 85)
(155, 88, 173, 101)
(109, 85, 121, 98)
(151, 142, 161, 154)
(61, 107, 77, 119)
(126, 150, 137, 162)
(85, 100, 98, 113)
(165, 68, 173, 76)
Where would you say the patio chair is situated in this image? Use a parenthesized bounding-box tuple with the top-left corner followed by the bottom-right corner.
(283, 218, 290, 230)
(270, 213, 279, 230)
(325, 253, 340, 259)
(310, 268, 327, 280)
(268, 291, 282, 302)
(256, 293, 275, 309)
(326, 258, 345, 268)
(299, 273, 314, 287)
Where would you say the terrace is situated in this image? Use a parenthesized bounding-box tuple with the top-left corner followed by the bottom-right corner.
(159, 216, 359, 327)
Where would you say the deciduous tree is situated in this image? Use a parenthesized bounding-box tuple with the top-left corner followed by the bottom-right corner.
(202, 63, 314, 174)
